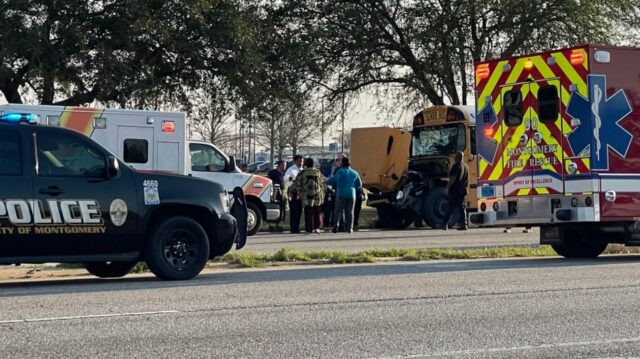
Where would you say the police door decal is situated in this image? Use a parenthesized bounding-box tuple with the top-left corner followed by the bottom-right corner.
(0, 199, 106, 235)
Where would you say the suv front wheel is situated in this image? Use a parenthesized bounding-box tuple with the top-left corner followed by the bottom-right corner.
(145, 217, 210, 280)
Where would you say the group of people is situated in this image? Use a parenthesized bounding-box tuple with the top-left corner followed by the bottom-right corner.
(266, 150, 471, 234)
(267, 154, 363, 234)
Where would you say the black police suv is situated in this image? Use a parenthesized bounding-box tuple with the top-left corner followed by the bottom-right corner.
(0, 113, 247, 280)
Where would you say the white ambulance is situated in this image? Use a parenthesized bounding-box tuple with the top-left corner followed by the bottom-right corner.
(0, 104, 280, 235)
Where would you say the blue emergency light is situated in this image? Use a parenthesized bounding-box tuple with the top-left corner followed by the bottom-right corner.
(0, 113, 40, 124)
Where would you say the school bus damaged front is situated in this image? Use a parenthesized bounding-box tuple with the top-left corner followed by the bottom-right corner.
(351, 106, 478, 229)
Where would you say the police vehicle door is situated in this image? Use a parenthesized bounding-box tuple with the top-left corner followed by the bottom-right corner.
(32, 126, 139, 256)
(0, 126, 34, 257)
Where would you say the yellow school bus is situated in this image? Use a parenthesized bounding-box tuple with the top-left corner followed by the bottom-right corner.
(351, 105, 477, 228)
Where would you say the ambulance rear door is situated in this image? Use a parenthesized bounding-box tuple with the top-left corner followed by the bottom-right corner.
(500, 78, 564, 196)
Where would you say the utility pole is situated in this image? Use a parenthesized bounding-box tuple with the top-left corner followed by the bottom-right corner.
(341, 96, 345, 153)
(321, 98, 325, 157)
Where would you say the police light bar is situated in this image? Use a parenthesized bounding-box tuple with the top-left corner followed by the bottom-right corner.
(0, 113, 40, 124)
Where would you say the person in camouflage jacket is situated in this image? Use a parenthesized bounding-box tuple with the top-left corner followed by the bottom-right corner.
(292, 158, 326, 233)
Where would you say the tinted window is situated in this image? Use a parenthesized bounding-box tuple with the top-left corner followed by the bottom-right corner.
(0, 130, 22, 176)
(538, 85, 559, 123)
(190, 143, 227, 172)
(37, 131, 106, 177)
(124, 139, 149, 163)
(503, 90, 523, 126)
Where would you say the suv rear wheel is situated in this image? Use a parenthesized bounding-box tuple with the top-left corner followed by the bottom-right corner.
(85, 261, 137, 278)
(145, 217, 210, 280)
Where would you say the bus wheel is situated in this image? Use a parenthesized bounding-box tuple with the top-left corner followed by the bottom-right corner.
(424, 187, 448, 228)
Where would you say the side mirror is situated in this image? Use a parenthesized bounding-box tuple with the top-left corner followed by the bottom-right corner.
(226, 156, 237, 172)
(107, 155, 120, 179)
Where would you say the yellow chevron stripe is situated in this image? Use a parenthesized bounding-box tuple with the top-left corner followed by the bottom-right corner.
(517, 188, 530, 196)
(536, 188, 550, 195)
(478, 60, 510, 110)
(527, 107, 563, 173)
(555, 52, 587, 96)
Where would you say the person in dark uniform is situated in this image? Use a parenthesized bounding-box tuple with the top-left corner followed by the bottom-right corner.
(268, 160, 286, 231)
(285, 155, 304, 234)
(441, 151, 469, 230)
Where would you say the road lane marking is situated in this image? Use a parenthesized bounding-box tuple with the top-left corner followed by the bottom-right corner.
(0, 310, 179, 324)
(372, 335, 640, 358)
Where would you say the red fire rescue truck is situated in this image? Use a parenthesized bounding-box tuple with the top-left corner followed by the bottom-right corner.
(469, 45, 640, 258)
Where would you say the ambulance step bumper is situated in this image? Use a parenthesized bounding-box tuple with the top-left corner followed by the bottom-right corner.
(265, 203, 281, 221)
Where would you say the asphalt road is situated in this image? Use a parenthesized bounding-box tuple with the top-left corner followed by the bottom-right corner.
(3, 255, 640, 358)
(245, 227, 538, 253)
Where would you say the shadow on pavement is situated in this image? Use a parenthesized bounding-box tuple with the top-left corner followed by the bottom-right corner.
(1, 255, 639, 297)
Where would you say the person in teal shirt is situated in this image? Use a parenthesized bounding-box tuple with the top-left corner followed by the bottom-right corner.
(326, 156, 362, 233)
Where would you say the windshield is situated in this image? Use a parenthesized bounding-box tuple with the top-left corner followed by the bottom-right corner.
(411, 124, 466, 157)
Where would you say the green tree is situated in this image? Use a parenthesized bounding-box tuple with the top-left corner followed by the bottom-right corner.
(275, 0, 639, 107)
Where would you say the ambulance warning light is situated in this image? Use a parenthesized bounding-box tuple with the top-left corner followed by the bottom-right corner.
(162, 120, 175, 133)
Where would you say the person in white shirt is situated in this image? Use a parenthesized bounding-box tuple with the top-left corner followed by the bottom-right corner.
(284, 155, 304, 233)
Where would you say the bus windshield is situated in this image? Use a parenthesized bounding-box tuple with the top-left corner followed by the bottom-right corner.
(412, 124, 466, 157)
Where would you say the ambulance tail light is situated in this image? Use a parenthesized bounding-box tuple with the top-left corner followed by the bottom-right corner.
(476, 64, 490, 80)
(162, 120, 175, 133)
(570, 50, 585, 66)
(484, 127, 494, 138)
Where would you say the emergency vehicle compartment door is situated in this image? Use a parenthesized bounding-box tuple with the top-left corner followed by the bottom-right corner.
(528, 78, 564, 195)
(500, 79, 563, 197)
(500, 82, 534, 197)
(117, 126, 154, 171)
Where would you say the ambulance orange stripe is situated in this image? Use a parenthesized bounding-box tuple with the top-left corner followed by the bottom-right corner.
(60, 107, 103, 136)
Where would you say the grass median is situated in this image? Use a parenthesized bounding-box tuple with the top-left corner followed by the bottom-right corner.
(209, 246, 559, 268)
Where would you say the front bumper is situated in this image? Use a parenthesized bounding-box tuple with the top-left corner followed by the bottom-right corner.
(216, 213, 238, 249)
(470, 194, 598, 226)
(265, 202, 281, 221)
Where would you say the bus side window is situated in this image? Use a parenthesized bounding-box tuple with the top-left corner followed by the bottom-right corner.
(503, 90, 523, 126)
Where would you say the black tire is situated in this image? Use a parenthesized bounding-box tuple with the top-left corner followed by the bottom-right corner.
(551, 227, 607, 258)
(246, 202, 262, 236)
(145, 217, 210, 280)
(423, 187, 448, 228)
(85, 261, 137, 278)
